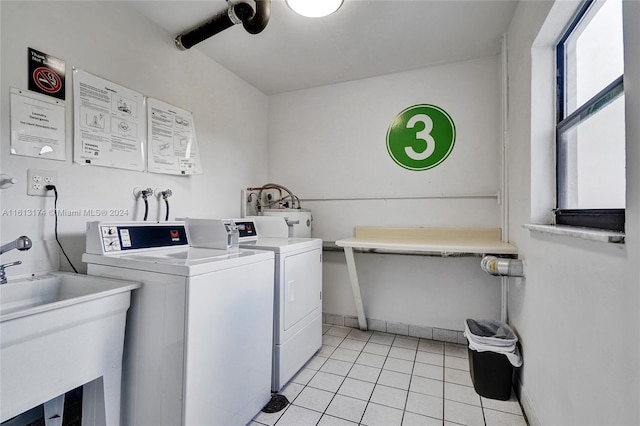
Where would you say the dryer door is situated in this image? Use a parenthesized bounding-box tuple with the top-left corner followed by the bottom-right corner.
(282, 248, 322, 331)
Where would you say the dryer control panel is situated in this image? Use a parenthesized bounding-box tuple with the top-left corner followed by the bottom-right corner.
(86, 221, 189, 254)
(233, 220, 258, 240)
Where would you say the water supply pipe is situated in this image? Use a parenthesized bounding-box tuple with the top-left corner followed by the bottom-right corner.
(481, 256, 524, 278)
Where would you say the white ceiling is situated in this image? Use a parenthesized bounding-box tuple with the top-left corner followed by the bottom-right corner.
(130, 0, 518, 95)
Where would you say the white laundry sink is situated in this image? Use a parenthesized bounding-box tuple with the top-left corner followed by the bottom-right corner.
(0, 271, 140, 424)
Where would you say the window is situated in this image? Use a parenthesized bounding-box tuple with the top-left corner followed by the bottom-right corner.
(556, 0, 625, 232)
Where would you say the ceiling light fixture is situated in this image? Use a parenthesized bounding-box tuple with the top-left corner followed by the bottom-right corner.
(286, 0, 343, 18)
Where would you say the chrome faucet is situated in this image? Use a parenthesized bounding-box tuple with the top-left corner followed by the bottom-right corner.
(0, 236, 32, 284)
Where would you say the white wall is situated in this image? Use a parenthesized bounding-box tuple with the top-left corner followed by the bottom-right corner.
(268, 57, 506, 331)
(0, 1, 269, 275)
(4, 2, 638, 423)
(506, 0, 639, 424)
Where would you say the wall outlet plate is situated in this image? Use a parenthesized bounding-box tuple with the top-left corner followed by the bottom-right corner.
(27, 169, 57, 196)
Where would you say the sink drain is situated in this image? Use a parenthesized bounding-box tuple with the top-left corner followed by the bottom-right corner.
(261, 394, 289, 413)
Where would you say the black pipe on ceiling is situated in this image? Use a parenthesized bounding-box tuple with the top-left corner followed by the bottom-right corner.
(242, 0, 271, 34)
(175, 0, 271, 51)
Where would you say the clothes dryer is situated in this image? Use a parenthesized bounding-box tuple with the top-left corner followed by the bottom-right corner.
(82, 221, 274, 426)
(232, 216, 322, 392)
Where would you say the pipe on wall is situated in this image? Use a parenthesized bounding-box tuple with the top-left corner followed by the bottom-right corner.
(175, 0, 271, 51)
(481, 255, 524, 278)
(299, 193, 500, 202)
(500, 33, 510, 323)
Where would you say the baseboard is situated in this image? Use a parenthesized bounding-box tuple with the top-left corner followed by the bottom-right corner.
(515, 375, 540, 426)
(322, 313, 468, 345)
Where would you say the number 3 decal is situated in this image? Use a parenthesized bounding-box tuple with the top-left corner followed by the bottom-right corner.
(405, 114, 435, 161)
(386, 104, 456, 171)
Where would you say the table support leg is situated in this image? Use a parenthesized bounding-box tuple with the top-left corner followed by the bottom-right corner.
(343, 247, 367, 330)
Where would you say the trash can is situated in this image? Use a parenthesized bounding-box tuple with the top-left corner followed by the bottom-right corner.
(463, 319, 522, 400)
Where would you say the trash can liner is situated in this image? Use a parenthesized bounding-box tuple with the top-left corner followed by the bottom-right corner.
(464, 319, 517, 346)
(464, 319, 522, 367)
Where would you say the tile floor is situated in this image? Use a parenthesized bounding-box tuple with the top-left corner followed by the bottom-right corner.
(251, 324, 527, 426)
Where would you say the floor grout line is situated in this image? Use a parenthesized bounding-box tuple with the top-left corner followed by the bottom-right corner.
(257, 324, 526, 426)
(442, 348, 446, 424)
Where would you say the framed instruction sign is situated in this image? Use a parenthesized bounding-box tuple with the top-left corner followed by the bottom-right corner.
(147, 98, 202, 175)
(10, 88, 66, 160)
(73, 69, 145, 171)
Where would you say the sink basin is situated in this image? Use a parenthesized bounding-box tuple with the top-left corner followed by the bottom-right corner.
(0, 271, 140, 424)
(0, 271, 140, 321)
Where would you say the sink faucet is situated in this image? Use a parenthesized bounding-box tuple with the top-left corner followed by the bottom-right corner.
(0, 236, 32, 284)
(1, 236, 32, 255)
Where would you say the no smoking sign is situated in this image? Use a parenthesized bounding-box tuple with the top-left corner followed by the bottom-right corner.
(33, 67, 62, 94)
(28, 48, 65, 100)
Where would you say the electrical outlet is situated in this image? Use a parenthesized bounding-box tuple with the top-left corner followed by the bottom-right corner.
(27, 169, 57, 196)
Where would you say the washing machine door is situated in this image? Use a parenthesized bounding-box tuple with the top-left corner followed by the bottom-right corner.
(282, 248, 322, 331)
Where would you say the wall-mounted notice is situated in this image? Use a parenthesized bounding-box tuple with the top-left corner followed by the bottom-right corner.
(10, 88, 66, 160)
(147, 98, 202, 175)
(73, 69, 145, 171)
(28, 48, 65, 100)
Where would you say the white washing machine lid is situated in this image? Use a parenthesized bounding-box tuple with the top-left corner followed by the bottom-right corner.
(83, 247, 273, 276)
(239, 237, 322, 254)
(82, 221, 273, 276)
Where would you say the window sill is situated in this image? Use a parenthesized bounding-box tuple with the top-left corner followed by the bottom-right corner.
(523, 224, 625, 244)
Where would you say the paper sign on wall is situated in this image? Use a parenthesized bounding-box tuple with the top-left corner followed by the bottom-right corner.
(10, 88, 66, 161)
(147, 98, 202, 175)
(73, 68, 145, 171)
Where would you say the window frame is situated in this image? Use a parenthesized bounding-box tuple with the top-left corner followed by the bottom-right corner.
(555, 0, 625, 232)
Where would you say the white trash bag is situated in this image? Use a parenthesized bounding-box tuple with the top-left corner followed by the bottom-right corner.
(464, 319, 522, 367)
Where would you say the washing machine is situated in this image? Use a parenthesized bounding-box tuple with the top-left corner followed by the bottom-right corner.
(231, 216, 322, 392)
(82, 220, 274, 426)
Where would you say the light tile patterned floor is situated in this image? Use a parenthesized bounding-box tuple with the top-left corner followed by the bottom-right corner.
(251, 324, 527, 426)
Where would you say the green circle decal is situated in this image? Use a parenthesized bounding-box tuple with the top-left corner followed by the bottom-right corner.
(386, 104, 456, 171)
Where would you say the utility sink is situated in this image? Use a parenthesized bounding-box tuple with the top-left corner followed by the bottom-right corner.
(0, 271, 140, 424)
(0, 271, 140, 320)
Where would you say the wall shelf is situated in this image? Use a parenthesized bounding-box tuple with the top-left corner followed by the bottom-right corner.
(335, 227, 518, 330)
